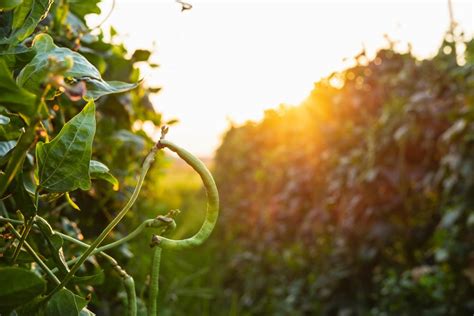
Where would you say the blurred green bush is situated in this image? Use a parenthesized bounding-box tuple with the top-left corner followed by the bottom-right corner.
(212, 32, 474, 315)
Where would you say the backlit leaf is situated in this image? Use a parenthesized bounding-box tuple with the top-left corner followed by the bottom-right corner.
(89, 160, 119, 190)
(0, 0, 23, 10)
(17, 34, 139, 99)
(36, 100, 96, 193)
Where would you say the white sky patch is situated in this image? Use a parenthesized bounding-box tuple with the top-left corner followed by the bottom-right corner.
(88, 0, 473, 157)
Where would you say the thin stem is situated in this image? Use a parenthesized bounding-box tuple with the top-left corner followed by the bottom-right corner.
(56, 231, 127, 272)
(0, 217, 22, 224)
(95, 219, 158, 253)
(54, 231, 137, 316)
(11, 216, 34, 263)
(148, 246, 162, 316)
(0, 216, 170, 277)
(61, 217, 175, 268)
(7, 223, 61, 285)
(49, 146, 158, 296)
(11, 189, 40, 263)
(0, 123, 37, 197)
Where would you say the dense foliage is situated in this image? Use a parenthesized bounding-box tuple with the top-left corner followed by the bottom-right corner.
(214, 33, 474, 315)
(0, 1, 218, 315)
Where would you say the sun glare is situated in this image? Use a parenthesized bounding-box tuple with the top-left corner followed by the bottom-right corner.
(87, 0, 473, 156)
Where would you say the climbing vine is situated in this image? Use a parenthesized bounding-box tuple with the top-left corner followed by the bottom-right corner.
(0, 1, 219, 315)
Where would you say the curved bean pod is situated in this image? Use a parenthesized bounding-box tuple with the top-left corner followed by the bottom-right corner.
(154, 140, 219, 250)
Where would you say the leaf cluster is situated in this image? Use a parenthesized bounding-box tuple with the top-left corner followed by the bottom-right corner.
(0, 0, 164, 314)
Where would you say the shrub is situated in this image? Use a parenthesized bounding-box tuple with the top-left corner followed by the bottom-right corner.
(214, 33, 474, 315)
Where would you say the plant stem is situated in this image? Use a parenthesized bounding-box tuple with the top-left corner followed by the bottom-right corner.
(48, 146, 158, 296)
(11, 189, 40, 263)
(60, 217, 175, 268)
(0, 123, 37, 197)
(7, 223, 61, 285)
(148, 246, 162, 316)
(53, 231, 137, 316)
(11, 216, 34, 263)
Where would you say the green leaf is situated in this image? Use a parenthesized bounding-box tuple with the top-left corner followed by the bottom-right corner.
(81, 77, 140, 100)
(0, 0, 53, 44)
(46, 288, 88, 316)
(17, 34, 139, 99)
(0, 111, 25, 141)
(89, 160, 119, 190)
(36, 100, 96, 193)
(0, 0, 22, 10)
(12, 173, 36, 218)
(132, 49, 151, 62)
(68, 0, 101, 20)
(0, 59, 37, 116)
(36, 218, 70, 275)
(72, 270, 104, 286)
(0, 267, 46, 312)
(15, 296, 45, 316)
(0, 140, 16, 158)
(12, 0, 32, 29)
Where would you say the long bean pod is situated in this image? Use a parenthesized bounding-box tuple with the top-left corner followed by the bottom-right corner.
(148, 246, 162, 316)
(153, 140, 219, 250)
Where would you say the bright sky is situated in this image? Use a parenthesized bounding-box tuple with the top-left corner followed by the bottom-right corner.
(88, 0, 473, 157)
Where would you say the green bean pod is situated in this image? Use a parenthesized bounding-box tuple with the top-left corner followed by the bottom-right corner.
(154, 140, 219, 250)
(148, 246, 162, 316)
(124, 275, 137, 316)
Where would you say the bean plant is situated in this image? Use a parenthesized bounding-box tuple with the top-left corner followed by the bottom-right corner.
(0, 1, 219, 315)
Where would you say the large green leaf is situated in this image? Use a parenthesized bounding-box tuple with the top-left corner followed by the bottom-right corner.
(0, 267, 46, 312)
(17, 34, 139, 99)
(0, 112, 23, 141)
(0, 0, 53, 44)
(0, 0, 22, 10)
(0, 59, 37, 116)
(89, 160, 119, 190)
(36, 100, 96, 193)
(45, 288, 88, 316)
